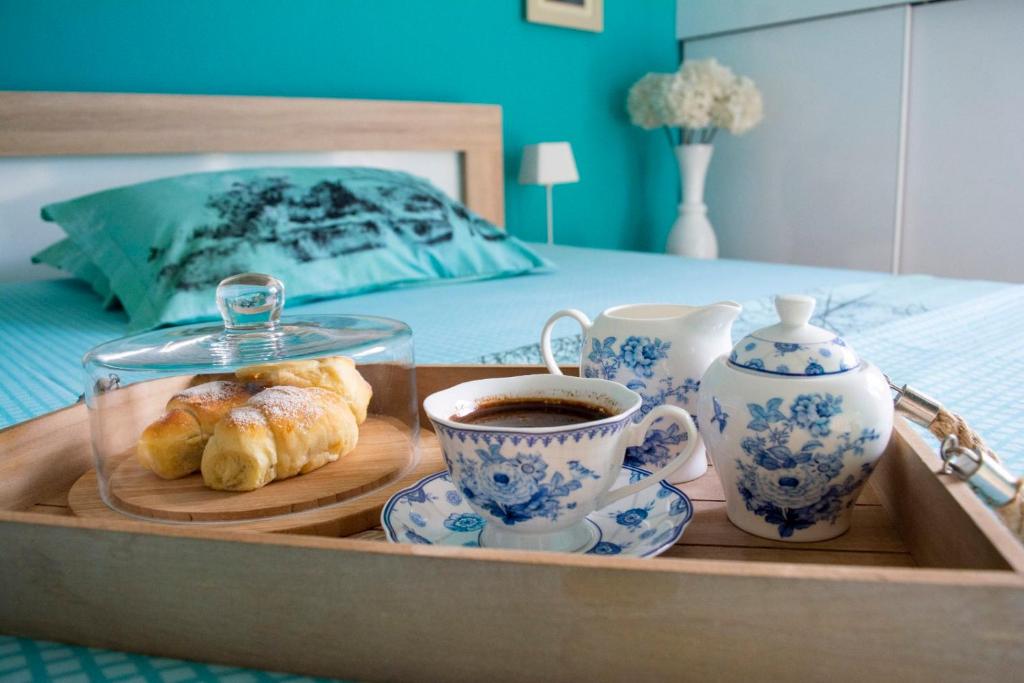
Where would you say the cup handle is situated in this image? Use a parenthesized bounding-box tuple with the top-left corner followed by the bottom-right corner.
(541, 309, 592, 375)
(596, 405, 699, 509)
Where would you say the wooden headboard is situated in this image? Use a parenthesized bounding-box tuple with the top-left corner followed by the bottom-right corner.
(0, 91, 505, 226)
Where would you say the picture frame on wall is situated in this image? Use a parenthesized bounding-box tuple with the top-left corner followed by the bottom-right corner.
(526, 0, 603, 33)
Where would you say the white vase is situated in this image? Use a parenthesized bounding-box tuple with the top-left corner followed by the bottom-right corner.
(666, 143, 718, 259)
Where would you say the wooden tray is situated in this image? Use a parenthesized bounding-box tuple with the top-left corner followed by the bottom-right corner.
(2, 365, 1023, 682)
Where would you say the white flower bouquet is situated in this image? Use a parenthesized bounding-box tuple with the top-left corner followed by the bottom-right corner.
(628, 59, 763, 145)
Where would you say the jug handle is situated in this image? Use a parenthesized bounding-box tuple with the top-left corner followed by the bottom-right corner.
(541, 309, 591, 375)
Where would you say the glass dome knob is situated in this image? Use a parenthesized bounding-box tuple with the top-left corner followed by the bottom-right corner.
(216, 273, 285, 330)
(775, 294, 815, 328)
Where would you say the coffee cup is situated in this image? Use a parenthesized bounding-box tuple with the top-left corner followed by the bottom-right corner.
(423, 374, 699, 552)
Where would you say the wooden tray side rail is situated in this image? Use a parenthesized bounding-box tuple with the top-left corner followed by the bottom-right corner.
(2, 513, 1023, 682)
(873, 421, 1024, 573)
(1, 364, 1023, 682)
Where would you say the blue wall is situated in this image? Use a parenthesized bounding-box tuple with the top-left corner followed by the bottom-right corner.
(0, 0, 679, 252)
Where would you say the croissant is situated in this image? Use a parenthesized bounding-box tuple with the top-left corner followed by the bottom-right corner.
(201, 386, 359, 492)
(235, 356, 372, 423)
(137, 381, 257, 479)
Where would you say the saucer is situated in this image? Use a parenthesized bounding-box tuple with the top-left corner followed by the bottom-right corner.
(381, 465, 693, 557)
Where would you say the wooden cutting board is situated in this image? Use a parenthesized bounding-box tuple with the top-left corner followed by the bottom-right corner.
(69, 416, 443, 532)
(108, 416, 410, 521)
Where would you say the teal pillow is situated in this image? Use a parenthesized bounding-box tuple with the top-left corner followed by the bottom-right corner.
(31, 238, 118, 308)
(41, 167, 552, 330)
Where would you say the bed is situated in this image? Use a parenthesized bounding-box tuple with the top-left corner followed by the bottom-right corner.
(1, 90, 1021, 680)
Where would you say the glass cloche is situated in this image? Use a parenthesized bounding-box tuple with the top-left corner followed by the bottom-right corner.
(82, 273, 418, 525)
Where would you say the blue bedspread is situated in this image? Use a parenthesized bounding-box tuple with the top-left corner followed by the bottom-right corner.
(2, 243, 1018, 463)
(0, 244, 886, 427)
(3, 241, 1020, 469)
(0, 635, 335, 683)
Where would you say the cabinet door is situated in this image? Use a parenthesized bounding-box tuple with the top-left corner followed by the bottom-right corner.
(901, 0, 1024, 282)
(685, 7, 906, 271)
(677, 0, 910, 40)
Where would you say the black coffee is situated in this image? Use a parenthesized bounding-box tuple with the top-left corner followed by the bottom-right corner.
(453, 398, 614, 428)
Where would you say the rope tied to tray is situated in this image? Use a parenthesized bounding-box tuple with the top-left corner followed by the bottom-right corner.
(929, 406, 990, 456)
(890, 380, 1024, 539)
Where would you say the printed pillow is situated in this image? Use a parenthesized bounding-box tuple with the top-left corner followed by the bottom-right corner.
(31, 238, 118, 308)
(41, 167, 552, 330)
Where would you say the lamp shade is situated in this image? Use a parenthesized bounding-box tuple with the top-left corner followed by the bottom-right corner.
(518, 142, 579, 186)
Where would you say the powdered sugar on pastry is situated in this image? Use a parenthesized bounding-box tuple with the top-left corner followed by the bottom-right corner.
(235, 356, 372, 424)
(248, 386, 324, 425)
(202, 385, 358, 491)
(225, 406, 268, 428)
(137, 380, 259, 480)
(174, 381, 250, 406)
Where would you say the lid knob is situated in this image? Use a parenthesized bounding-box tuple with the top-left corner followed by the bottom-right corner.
(216, 273, 285, 330)
(775, 294, 815, 328)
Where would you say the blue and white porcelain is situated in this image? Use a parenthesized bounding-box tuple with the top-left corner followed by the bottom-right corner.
(539, 302, 741, 482)
(728, 305, 859, 376)
(423, 374, 700, 552)
(697, 295, 894, 542)
(382, 465, 694, 557)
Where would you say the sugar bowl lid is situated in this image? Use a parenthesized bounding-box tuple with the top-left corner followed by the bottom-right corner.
(728, 295, 859, 377)
(83, 273, 411, 374)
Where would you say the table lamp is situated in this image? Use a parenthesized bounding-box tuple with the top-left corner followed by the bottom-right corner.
(518, 142, 579, 244)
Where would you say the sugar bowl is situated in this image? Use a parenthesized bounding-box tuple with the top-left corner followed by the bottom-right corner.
(696, 295, 894, 541)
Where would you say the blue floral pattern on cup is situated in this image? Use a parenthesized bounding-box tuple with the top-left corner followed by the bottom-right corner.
(451, 443, 599, 526)
(382, 466, 694, 558)
(728, 394, 880, 538)
(582, 334, 699, 469)
(729, 335, 859, 376)
(435, 417, 630, 449)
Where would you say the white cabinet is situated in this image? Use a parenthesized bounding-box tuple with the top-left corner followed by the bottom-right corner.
(677, 0, 908, 40)
(901, 0, 1024, 282)
(680, 0, 1024, 282)
(685, 7, 907, 271)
